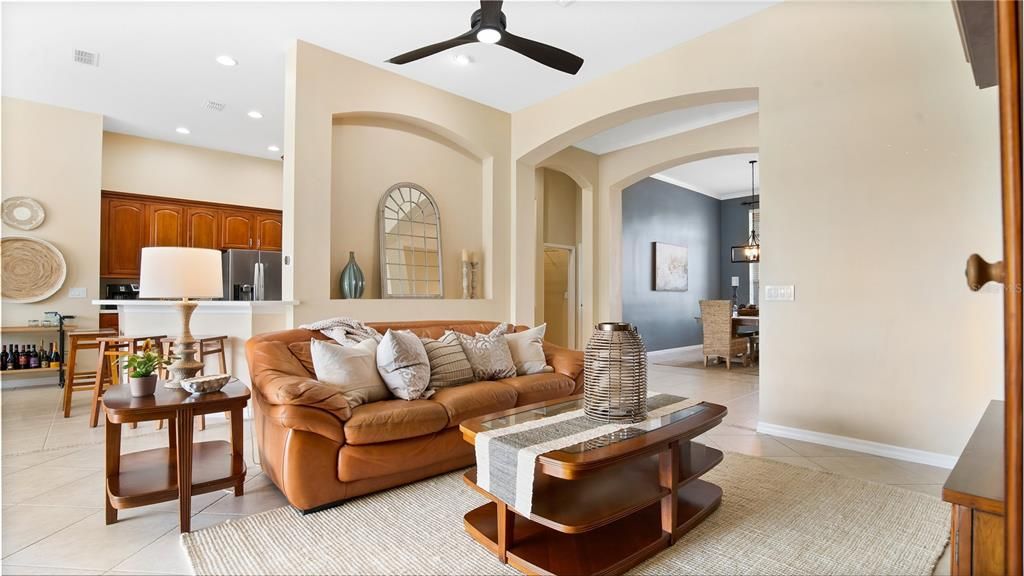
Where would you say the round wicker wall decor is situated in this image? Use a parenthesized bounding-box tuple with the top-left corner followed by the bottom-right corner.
(1, 235, 67, 303)
(2, 197, 46, 230)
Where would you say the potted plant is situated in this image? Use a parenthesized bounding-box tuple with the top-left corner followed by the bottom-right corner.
(124, 340, 172, 397)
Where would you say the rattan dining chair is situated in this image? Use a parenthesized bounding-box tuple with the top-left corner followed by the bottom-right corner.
(699, 300, 751, 369)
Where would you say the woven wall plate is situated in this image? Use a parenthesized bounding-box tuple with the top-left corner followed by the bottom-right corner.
(1, 235, 67, 303)
(2, 197, 46, 230)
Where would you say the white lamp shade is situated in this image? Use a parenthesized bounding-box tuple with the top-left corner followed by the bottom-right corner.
(139, 247, 223, 299)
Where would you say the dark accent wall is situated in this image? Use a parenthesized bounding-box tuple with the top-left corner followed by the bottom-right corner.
(621, 178, 721, 351)
(720, 196, 757, 305)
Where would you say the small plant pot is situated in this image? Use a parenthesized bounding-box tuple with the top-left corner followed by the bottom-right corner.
(129, 375, 158, 397)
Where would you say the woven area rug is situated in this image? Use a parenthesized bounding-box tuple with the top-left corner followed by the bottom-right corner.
(182, 453, 949, 575)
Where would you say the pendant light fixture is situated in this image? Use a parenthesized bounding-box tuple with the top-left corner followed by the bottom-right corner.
(731, 159, 760, 263)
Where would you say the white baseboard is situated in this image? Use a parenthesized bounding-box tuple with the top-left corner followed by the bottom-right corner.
(756, 421, 957, 469)
(648, 344, 701, 358)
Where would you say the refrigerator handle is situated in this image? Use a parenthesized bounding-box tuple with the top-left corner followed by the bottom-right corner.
(254, 262, 264, 301)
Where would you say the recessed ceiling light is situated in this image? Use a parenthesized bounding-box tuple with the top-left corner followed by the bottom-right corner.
(247, 110, 264, 119)
(476, 28, 501, 44)
(452, 54, 473, 67)
(175, 126, 191, 135)
(267, 145, 280, 152)
(216, 55, 238, 67)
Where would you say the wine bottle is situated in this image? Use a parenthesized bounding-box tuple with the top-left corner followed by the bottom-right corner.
(49, 343, 61, 369)
(28, 345, 40, 369)
(17, 345, 28, 369)
(0, 345, 7, 371)
(5, 346, 15, 371)
(38, 342, 49, 367)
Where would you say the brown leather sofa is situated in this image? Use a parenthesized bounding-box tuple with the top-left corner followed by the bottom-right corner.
(246, 320, 584, 512)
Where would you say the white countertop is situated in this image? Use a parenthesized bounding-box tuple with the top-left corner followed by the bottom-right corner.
(92, 299, 298, 307)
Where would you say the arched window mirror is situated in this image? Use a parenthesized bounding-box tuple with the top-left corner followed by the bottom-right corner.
(378, 182, 443, 298)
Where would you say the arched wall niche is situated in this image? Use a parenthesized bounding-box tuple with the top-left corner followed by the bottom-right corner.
(329, 112, 485, 300)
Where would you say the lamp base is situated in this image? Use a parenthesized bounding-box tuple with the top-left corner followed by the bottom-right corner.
(163, 299, 203, 388)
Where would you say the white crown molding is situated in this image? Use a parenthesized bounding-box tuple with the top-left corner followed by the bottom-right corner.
(649, 174, 718, 199)
(756, 421, 957, 469)
(719, 190, 760, 201)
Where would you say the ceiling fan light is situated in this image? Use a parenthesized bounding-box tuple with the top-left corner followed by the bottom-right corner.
(476, 28, 501, 44)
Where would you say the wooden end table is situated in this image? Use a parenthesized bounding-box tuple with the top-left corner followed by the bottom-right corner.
(460, 395, 727, 576)
(102, 379, 250, 533)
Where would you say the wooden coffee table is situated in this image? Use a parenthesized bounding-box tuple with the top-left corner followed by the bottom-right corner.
(460, 395, 727, 576)
(102, 379, 250, 533)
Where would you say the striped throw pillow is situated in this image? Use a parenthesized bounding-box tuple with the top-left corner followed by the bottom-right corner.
(421, 331, 475, 388)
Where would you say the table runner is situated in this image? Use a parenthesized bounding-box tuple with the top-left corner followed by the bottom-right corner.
(474, 394, 702, 515)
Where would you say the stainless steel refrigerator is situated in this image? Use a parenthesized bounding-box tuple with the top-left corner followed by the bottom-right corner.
(222, 250, 282, 301)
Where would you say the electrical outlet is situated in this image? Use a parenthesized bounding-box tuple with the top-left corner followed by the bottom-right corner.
(764, 285, 795, 302)
(68, 287, 87, 298)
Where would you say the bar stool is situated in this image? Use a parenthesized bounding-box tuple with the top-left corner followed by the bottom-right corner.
(160, 335, 230, 431)
(90, 334, 166, 428)
(62, 329, 117, 418)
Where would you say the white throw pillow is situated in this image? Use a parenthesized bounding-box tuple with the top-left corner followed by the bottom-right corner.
(505, 324, 553, 375)
(310, 338, 391, 408)
(376, 329, 433, 400)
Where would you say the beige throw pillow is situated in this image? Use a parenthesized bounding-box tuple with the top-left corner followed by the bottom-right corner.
(457, 324, 517, 381)
(376, 329, 433, 400)
(505, 324, 553, 375)
(310, 338, 391, 408)
(421, 331, 475, 388)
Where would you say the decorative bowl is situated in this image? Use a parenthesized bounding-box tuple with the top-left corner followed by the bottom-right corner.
(180, 374, 231, 394)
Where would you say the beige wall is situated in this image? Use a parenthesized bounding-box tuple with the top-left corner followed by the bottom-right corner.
(542, 169, 580, 247)
(511, 2, 1001, 459)
(102, 132, 282, 209)
(330, 118, 482, 299)
(1, 97, 103, 329)
(284, 40, 511, 325)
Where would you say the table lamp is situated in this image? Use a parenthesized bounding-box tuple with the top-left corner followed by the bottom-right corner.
(139, 247, 223, 387)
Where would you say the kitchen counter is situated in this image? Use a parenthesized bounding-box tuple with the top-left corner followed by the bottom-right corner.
(93, 300, 298, 384)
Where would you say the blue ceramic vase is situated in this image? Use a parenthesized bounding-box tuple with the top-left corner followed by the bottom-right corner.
(339, 251, 365, 299)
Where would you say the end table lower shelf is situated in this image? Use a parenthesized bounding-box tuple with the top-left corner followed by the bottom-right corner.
(107, 440, 246, 508)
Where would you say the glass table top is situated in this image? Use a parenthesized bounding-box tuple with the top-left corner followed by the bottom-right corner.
(477, 397, 710, 453)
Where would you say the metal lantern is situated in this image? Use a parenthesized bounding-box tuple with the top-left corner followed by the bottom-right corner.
(584, 322, 648, 423)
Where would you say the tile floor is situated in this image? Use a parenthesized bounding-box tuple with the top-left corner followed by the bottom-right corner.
(1, 349, 952, 575)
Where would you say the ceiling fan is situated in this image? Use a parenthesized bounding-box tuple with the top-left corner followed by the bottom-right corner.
(386, 0, 584, 75)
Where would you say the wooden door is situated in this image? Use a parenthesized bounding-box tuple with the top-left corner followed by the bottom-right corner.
(220, 211, 255, 249)
(186, 207, 220, 249)
(145, 203, 185, 247)
(255, 213, 282, 251)
(104, 197, 146, 277)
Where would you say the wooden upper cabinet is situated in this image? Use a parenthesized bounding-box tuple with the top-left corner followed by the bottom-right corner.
(145, 203, 185, 247)
(105, 197, 147, 277)
(256, 213, 282, 251)
(186, 207, 220, 249)
(220, 211, 256, 249)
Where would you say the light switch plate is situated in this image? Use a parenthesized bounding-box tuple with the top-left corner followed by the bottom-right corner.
(764, 285, 795, 302)
(68, 287, 87, 298)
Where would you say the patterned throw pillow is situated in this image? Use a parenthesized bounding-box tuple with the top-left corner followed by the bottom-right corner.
(505, 324, 553, 375)
(376, 329, 433, 400)
(421, 331, 475, 388)
(457, 324, 517, 381)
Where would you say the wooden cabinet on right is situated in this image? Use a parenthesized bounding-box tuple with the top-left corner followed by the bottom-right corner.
(255, 213, 282, 251)
(944, 401, 1005, 576)
(220, 212, 256, 250)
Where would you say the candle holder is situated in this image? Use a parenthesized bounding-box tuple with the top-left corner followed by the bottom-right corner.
(461, 261, 479, 299)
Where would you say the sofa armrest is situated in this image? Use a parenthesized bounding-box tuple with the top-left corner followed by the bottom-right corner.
(246, 339, 353, 422)
(544, 342, 584, 393)
(259, 401, 346, 445)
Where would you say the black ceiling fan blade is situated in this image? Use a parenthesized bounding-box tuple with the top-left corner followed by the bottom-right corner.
(387, 30, 477, 65)
(496, 32, 583, 75)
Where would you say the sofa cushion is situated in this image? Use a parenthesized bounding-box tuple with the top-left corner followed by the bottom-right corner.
(500, 373, 576, 406)
(344, 399, 449, 445)
(430, 381, 517, 428)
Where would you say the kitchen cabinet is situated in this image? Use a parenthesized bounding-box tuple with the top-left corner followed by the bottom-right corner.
(220, 212, 256, 249)
(186, 207, 220, 249)
(102, 197, 146, 278)
(101, 191, 283, 280)
(256, 213, 282, 251)
(146, 203, 185, 247)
